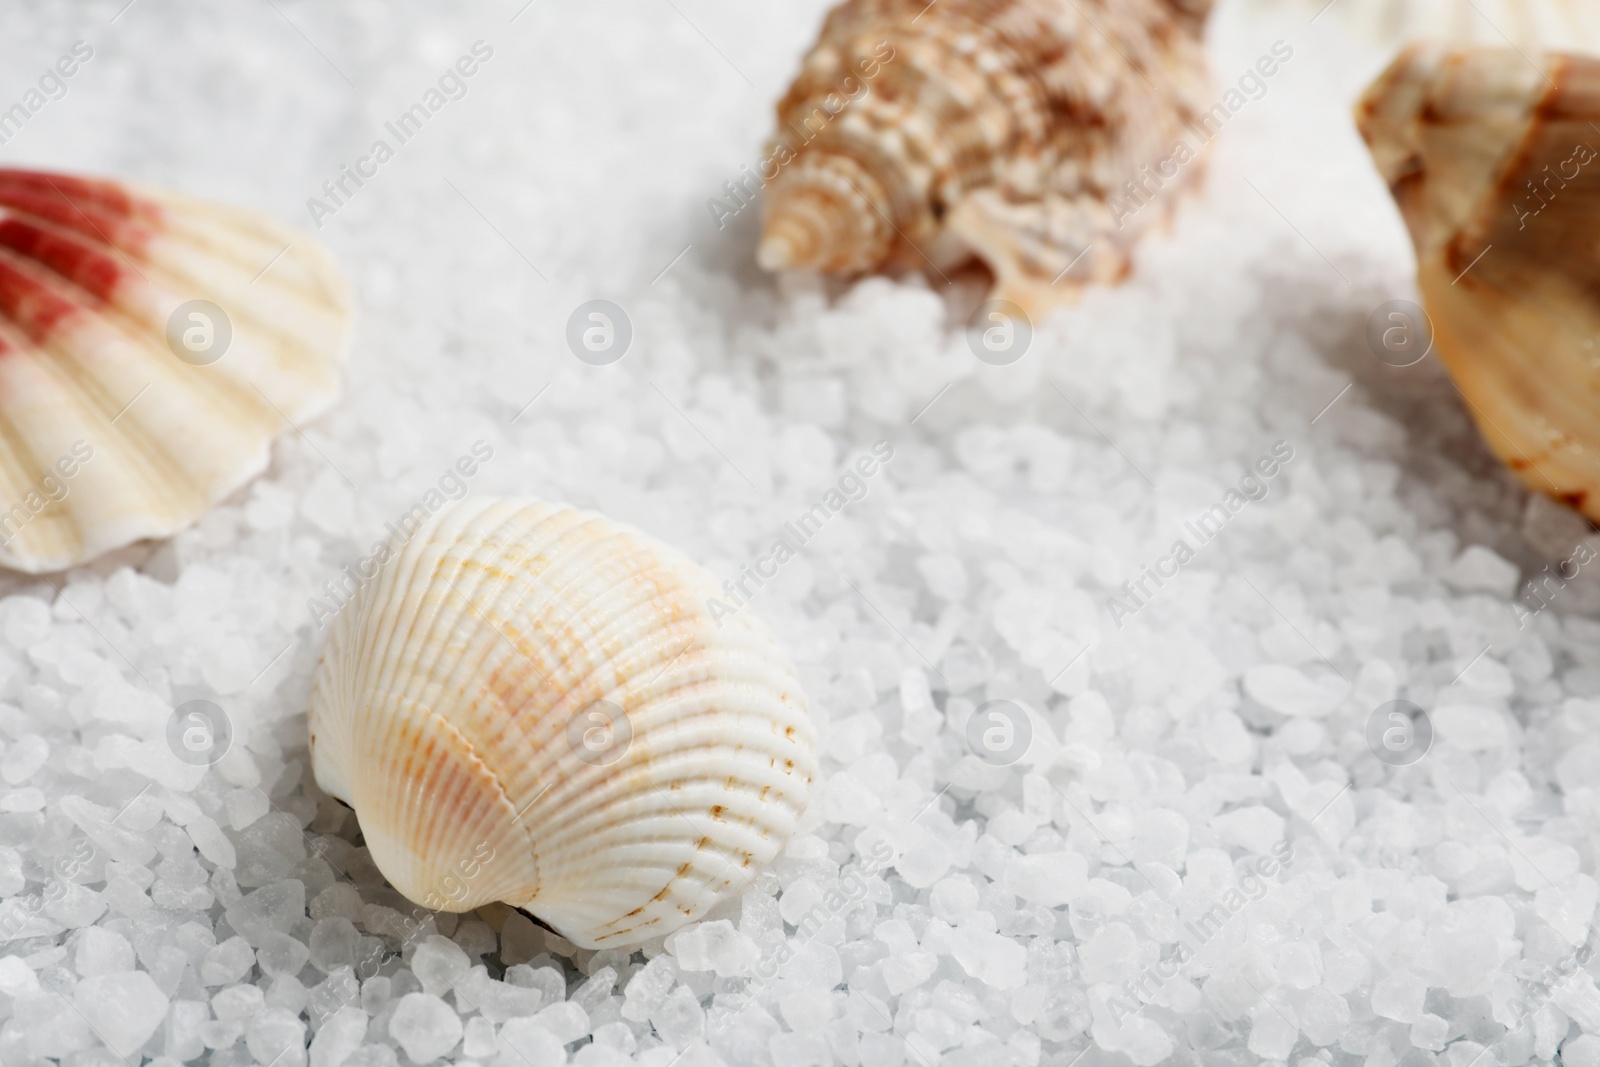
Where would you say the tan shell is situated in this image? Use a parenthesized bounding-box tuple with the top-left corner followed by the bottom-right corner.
(307, 498, 816, 950)
(1357, 46, 1600, 520)
(756, 0, 1216, 318)
(0, 169, 350, 573)
(1278, 0, 1600, 52)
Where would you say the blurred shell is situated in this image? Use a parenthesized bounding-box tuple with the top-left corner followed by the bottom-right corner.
(0, 169, 350, 573)
(756, 0, 1215, 317)
(308, 498, 816, 950)
(1357, 46, 1600, 520)
(1277, 0, 1600, 51)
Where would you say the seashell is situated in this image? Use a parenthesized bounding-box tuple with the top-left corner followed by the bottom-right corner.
(1273, 0, 1600, 52)
(1357, 46, 1600, 520)
(307, 498, 816, 949)
(755, 0, 1216, 318)
(0, 168, 351, 573)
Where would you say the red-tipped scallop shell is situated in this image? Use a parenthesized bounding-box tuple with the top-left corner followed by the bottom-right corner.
(0, 169, 350, 573)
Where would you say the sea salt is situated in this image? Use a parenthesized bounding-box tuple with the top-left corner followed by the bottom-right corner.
(494, 1018, 565, 1067)
(389, 993, 463, 1063)
(308, 1007, 367, 1067)
(309, 918, 360, 973)
(200, 937, 256, 986)
(74, 927, 135, 976)
(410, 935, 470, 997)
(74, 972, 169, 1055)
(622, 956, 679, 1023)
(246, 1009, 308, 1067)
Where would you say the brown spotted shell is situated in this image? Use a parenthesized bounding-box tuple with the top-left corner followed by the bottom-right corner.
(753, 0, 1216, 317)
(1358, 46, 1600, 521)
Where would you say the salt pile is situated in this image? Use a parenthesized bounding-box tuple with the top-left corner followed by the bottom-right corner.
(1, 1, 1598, 1066)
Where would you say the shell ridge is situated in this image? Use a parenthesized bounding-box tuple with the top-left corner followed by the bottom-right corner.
(310, 498, 815, 947)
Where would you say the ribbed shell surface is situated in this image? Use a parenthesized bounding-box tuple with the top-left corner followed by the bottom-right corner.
(0, 169, 350, 573)
(1357, 47, 1600, 523)
(307, 499, 816, 949)
(759, 0, 1215, 316)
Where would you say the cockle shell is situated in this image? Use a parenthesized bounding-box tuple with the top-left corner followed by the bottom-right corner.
(1275, 0, 1600, 52)
(0, 169, 350, 573)
(307, 498, 816, 949)
(1357, 46, 1600, 521)
(756, 0, 1216, 318)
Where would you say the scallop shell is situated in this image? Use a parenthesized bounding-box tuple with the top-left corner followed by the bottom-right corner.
(1275, 0, 1600, 52)
(1357, 46, 1600, 519)
(307, 498, 816, 949)
(0, 169, 351, 573)
(756, 0, 1216, 318)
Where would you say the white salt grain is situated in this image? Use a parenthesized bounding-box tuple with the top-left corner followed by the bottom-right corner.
(185, 815, 236, 869)
(200, 936, 256, 986)
(621, 955, 678, 1023)
(1444, 544, 1520, 596)
(257, 932, 311, 979)
(309, 918, 360, 974)
(411, 934, 470, 997)
(950, 927, 1027, 990)
(462, 1017, 498, 1060)
(534, 1001, 591, 1045)
(246, 1009, 308, 1067)
(1565, 1034, 1600, 1067)
(389, 993, 464, 1063)
(308, 1007, 367, 1067)
(1371, 972, 1426, 1023)
(650, 986, 703, 1048)
(164, 999, 208, 1062)
(212, 983, 266, 1021)
(74, 971, 169, 1055)
(0, 733, 47, 783)
(0, 957, 39, 997)
(74, 926, 135, 976)
(494, 1018, 565, 1067)
(669, 920, 754, 976)
(1002, 851, 1086, 908)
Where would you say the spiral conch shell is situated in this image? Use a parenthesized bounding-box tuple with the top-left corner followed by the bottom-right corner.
(0, 169, 351, 573)
(755, 0, 1216, 318)
(1357, 46, 1600, 521)
(308, 499, 816, 949)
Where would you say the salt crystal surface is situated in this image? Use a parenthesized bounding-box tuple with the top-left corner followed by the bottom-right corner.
(389, 993, 463, 1063)
(200, 937, 256, 986)
(309, 1007, 367, 1067)
(258, 932, 311, 979)
(74, 926, 135, 976)
(74, 972, 169, 1055)
(164, 999, 209, 1062)
(650, 986, 702, 1048)
(246, 1009, 308, 1067)
(212, 983, 266, 1021)
(410, 934, 470, 997)
(495, 1018, 565, 1067)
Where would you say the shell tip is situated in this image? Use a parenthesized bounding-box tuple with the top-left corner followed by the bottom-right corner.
(757, 232, 797, 271)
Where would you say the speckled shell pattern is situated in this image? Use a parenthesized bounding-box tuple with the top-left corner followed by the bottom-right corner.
(307, 498, 816, 950)
(758, 0, 1215, 316)
(0, 169, 350, 574)
(1357, 47, 1600, 522)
